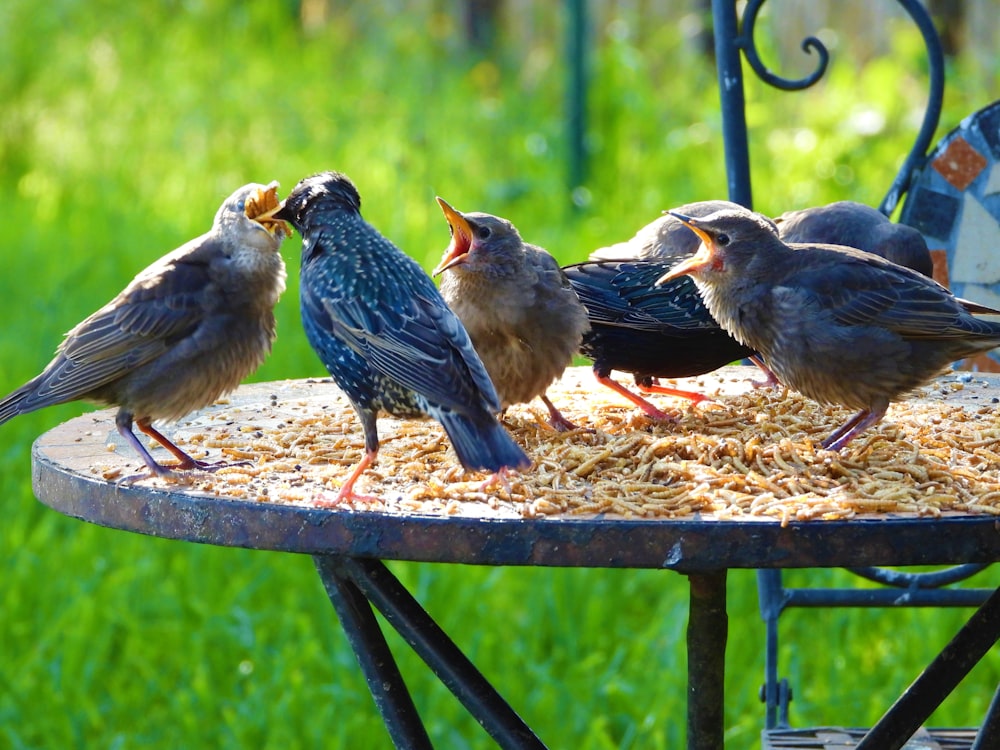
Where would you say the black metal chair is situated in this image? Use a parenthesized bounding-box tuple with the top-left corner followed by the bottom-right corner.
(711, 1, 1000, 747)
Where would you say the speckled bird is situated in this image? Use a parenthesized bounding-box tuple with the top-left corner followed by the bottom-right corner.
(564, 201, 767, 419)
(433, 198, 589, 431)
(0, 182, 290, 476)
(775, 200, 934, 277)
(657, 207, 1000, 451)
(271, 172, 530, 503)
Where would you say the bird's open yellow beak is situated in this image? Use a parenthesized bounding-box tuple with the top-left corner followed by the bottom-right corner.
(655, 211, 716, 285)
(433, 197, 473, 276)
(247, 183, 292, 237)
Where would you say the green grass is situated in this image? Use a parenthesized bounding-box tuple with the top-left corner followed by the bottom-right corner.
(2, 2, 1000, 748)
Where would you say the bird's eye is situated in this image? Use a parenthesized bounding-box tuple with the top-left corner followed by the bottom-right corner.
(476, 225, 491, 241)
(236, 199, 246, 213)
(716, 233, 730, 246)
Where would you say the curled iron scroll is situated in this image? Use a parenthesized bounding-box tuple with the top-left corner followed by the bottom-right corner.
(739, 0, 830, 91)
(736, 0, 944, 215)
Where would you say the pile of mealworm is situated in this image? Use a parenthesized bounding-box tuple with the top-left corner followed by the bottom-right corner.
(113, 368, 1000, 523)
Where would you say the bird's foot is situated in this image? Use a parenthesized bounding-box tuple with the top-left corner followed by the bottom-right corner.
(595, 374, 678, 421)
(539, 394, 588, 432)
(479, 468, 514, 495)
(313, 487, 381, 508)
(748, 356, 781, 389)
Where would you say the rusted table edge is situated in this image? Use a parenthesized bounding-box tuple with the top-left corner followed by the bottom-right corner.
(31, 440, 1000, 571)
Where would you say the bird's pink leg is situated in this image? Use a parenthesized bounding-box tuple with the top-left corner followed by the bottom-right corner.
(748, 356, 781, 388)
(479, 466, 514, 494)
(133, 416, 241, 474)
(822, 407, 886, 452)
(595, 374, 675, 421)
(637, 379, 712, 404)
(319, 450, 382, 506)
(540, 393, 580, 431)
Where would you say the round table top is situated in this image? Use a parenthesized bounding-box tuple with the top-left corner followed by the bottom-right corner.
(31, 369, 1000, 572)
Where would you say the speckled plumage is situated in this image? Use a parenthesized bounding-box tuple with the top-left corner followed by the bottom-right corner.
(564, 201, 763, 418)
(433, 199, 589, 430)
(776, 200, 934, 277)
(659, 207, 1000, 450)
(0, 182, 289, 475)
(274, 172, 529, 501)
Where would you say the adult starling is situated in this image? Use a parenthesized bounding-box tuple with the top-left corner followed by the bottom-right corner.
(0, 182, 290, 476)
(564, 200, 764, 419)
(657, 207, 1000, 451)
(432, 198, 589, 431)
(270, 172, 530, 503)
(563, 258, 756, 419)
(775, 200, 934, 277)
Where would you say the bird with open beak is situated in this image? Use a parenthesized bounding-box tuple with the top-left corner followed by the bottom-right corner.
(657, 207, 1000, 451)
(0, 182, 290, 477)
(433, 197, 589, 431)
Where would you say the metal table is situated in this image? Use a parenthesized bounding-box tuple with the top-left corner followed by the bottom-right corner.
(31, 373, 1000, 750)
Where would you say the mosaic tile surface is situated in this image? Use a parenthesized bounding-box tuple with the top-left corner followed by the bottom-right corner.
(900, 100, 1000, 371)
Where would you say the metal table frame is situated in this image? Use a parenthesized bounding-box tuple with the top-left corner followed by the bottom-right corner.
(30, 369, 1000, 748)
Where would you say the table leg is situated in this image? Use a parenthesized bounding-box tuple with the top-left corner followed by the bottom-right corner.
(970, 682, 1000, 750)
(687, 570, 728, 750)
(856, 585, 1000, 750)
(315, 555, 433, 749)
(315, 556, 548, 750)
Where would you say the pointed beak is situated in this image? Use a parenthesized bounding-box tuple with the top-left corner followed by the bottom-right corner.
(433, 197, 473, 276)
(655, 211, 717, 285)
(247, 182, 293, 237)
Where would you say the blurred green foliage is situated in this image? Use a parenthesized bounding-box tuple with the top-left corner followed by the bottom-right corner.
(1, 1, 998, 748)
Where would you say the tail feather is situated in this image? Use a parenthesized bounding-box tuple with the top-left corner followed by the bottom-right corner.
(0, 382, 38, 427)
(435, 409, 530, 473)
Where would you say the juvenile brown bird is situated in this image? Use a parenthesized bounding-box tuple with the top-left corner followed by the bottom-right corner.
(657, 207, 1000, 451)
(0, 182, 290, 476)
(270, 172, 530, 503)
(775, 200, 934, 277)
(565, 201, 767, 419)
(433, 198, 589, 431)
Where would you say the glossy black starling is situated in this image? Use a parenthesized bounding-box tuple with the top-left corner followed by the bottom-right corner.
(564, 201, 767, 419)
(658, 207, 1000, 451)
(271, 172, 530, 502)
(775, 200, 934, 277)
(0, 182, 290, 476)
(433, 198, 589, 431)
(563, 259, 756, 418)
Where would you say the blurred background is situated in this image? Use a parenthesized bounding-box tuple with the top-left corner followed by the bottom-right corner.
(2, 1, 999, 748)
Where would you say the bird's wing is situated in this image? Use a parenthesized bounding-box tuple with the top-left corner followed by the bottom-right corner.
(41, 256, 212, 399)
(785, 250, 996, 337)
(308, 271, 501, 415)
(565, 260, 719, 332)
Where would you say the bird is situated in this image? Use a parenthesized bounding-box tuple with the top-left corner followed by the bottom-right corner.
(589, 199, 744, 261)
(432, 197, 589, 431)
(564, 201, 765, 419)
(775, 200, 934, 277)
(656, 206, 1000, 451)
(269, 171, 530, 503)
(0, 182, 290, 477)
(563, 258, 756, 419)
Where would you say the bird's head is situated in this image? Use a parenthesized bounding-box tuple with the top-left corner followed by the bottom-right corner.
(261, 171, 362, 232)
(432, 197, 523, 278)
(655, 208, 780, 287)
(217, 182, 291, 250)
